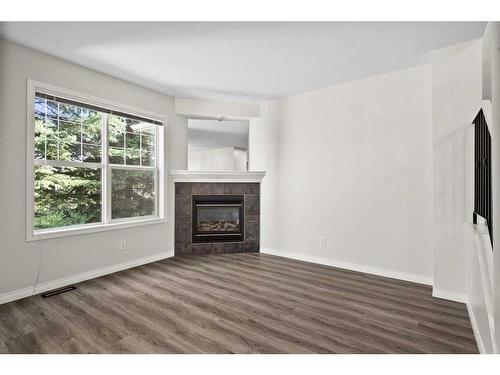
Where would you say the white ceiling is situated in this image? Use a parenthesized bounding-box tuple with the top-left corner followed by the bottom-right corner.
(1, 22, 486, 101)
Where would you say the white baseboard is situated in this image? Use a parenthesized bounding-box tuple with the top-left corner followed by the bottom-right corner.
(467, 302, 488, 354)
(0, 286, 36, 306)
(261, 248, 433, 286)
(0, 251, 174, 305)
(432, 288, 468, 304)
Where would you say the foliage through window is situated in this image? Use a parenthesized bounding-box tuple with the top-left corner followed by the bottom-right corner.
(32, 90, 162, 233)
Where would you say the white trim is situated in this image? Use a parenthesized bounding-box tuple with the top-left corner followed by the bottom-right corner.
(467, 302, 488, 354)
(0, 286, 36, 306)
(33, 158, 103, 169)
(466, 223, 495, 330)
(109, 214, 159, 225)
(26, 79, 36, 242)
(102, 113, 110, 224)
(260, 248, 433, 286)
(431, 288, 468, 303)
(109, 164, 156, 171)
(0, 251, 174, 305)
(157, 124, 166, 219)
(26, 79, 167, 241)
(169, 170, 266, 183)
(482, 100, 493, 130)
(30, 217, 167, 241)
(464, 223, 496, 353)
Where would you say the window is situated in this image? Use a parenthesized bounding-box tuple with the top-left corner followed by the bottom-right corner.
(28, 81, 165, 239)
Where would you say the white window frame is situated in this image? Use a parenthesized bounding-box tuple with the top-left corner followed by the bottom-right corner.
(26, 79, 167, 241)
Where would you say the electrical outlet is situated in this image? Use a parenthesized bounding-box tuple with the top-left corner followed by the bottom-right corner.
(319, 236, 327, 247)
(120, 240, 127, 250)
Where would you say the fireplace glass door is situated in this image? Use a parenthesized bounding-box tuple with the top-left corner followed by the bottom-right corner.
(192, 195, 244, 243)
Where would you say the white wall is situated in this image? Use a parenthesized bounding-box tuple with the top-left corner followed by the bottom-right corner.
(465, 224, 494, 353)
(251, 65, 434, 282)
(249, 34, 491, 350)
(249, 102, 281, 251)
(188, 147, 247, 171)
(175, 98, 260, 119)
(431, 39, 482, 298)
(189, 147, 233, 170)
(486, 21, 500, 353)
(187, 118, 248, 171)
(187, 119, 249, 152)
(0, 40, 187, 301)
(233, 148, 248, 171)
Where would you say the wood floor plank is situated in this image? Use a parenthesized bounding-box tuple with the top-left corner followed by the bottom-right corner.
(227, 254, 468, 313)
(173, 256, 475, 331)
(110, 271, 322, 353)
(0, 253, 478, 353)
(124, 266, 380, 353)
(200, 254, 467, 318)
(158, 257, 475, 353)
(104, 273, 286, 353)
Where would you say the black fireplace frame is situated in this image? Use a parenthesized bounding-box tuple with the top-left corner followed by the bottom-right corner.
(192, 195, 245, 243)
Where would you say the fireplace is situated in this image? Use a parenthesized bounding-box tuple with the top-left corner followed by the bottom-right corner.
(173, 180, 261, 256)
(192, 195, 244, 243)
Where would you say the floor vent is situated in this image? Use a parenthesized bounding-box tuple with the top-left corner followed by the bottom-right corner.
(41, 286, 77, 298)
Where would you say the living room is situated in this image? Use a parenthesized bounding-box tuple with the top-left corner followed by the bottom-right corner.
(1, 1, 499, 373)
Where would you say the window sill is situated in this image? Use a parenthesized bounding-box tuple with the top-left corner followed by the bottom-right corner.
(28, 217, 167, 241)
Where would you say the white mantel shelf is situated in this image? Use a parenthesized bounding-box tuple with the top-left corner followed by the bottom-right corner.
(169, 170, 266, 183)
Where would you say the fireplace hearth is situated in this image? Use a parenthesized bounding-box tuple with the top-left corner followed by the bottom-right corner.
(193, 195, 244, 243)
(173, 180, 262, 256)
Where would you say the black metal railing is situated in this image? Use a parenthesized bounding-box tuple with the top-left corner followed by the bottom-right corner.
(473, 109, 493, 246)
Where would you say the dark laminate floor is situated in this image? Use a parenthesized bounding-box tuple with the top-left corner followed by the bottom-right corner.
(0, 253, 478, 354)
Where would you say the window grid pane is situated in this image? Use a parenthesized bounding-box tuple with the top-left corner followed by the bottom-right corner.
(37, 100, 103, 162)
(34, 165, 102, 229)
(111, 168, 156, 219)
(33, 93, 161, 232)
(108, 114, 157, 168)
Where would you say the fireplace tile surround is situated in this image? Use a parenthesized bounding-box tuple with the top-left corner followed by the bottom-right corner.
(174, 182, 260, 256)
